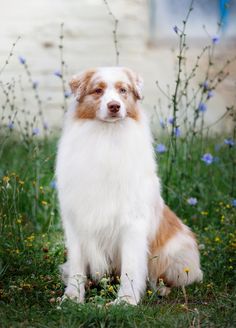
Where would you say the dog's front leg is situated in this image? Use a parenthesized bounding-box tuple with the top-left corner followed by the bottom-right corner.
(63, 221, 86, 303)
(116, 225, 148, 305)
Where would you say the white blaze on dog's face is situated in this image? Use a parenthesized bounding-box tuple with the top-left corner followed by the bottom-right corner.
(69, 67, 143, 122)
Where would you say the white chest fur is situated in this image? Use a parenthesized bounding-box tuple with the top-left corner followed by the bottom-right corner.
(56, 113, 162, 275)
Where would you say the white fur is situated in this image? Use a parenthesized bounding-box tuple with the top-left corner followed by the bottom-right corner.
(56, 101, 163, 304)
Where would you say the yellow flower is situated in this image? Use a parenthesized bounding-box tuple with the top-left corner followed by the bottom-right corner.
(41, 200, 48, 206)
(201, 211, 208, 216)
(27, 234, 35, 241)
(226, 204, 231, 209)
(147, 290, 152, 296)
(214, 237, 221, 243)
(16, 219, 22, 224)
(3, 176, 10, 184)
(15, 249, 20, 254)
(184, 267, 190, 273)
(108, 286, 114, 292)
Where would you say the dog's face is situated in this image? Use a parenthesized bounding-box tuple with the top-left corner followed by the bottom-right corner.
(69, 67, 143, 122)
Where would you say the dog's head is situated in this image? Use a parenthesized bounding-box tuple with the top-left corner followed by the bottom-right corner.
(69, 67, 143, 122)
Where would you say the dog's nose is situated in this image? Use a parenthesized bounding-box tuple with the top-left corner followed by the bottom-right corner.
(107, 101, 121, 113)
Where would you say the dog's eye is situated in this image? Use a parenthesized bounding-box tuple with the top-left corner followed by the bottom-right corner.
(120, 88, 127, 94)
(94, 88, 103, 95)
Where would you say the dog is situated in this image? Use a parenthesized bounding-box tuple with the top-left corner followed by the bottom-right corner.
(56, 67, 203, 305)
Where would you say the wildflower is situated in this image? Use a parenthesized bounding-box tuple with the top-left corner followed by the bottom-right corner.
(198, 244, 205, 250)
(147, 290, 153, 296)
(32, 81, 39, 89)
(175, 127, 181, 137)
(41, 200, 48, 206)
(50, 180, 57, 189)
(64, 90, 72, 98)
(212, 35, 220, 44)
(201, 81, 209, 91)
(3, 176, 10, 184)
(198, 102, 207, 112)
(155, 144, 167, 153)
(18, 56, 26, 64)
(183, 267, 190, 273)
(32, 127, 40, 136)
(8, 121, 14, 130)
(201, 153, 213, 165)
(173, 25, 178, 34)
(231, 199, 236, 207)
(224, 138, 235, 147)
(168, 117, 174, 125)
(43, 122, 49, 130)
(207, 90, 214, 99)
(201, 211, 208, 216)
(16, 219, 22, 224)
(54, 70, 62, 78)
(187, 197, 198, 206)
(108, 286, 114, 292)
(159, 118, 165, 129)
(214, 236, 221, 243)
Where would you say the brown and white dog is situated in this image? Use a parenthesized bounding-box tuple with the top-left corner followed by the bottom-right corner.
(56, 67, 203, 305)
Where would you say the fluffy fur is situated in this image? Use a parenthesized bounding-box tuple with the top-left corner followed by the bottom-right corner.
(56, 67, 202, 305)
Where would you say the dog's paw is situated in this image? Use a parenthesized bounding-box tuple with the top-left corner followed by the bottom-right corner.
(107, 295, 137, 306)
(63, 286, 84, 304)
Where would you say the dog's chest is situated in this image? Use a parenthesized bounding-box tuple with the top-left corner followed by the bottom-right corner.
(57, 119, 157, 230)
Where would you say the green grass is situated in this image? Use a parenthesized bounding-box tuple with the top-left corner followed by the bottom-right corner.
(0, 135, 235, 328)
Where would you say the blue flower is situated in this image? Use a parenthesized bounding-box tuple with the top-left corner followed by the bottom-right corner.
(207, 90, 214, 99)
(168, 117, 174, 125)
(224, 138, 235, 147)
(50, 180, 57, 189)
(64, 90, 72, 98)
(155, 144, 167, 153)
(43, 122, 49, 130)
(187, 197, 198, 206)
(8, 121, 14, 130)
(32, 81, 39, 89)
(159, 118, 165, 129)
(231, 199, 236, 207)
(212, 35, 220, 44)
(32, 127, 40, 136)
(201, 153, 213, 165)
(18, 56, 26, 64)
(201, 81, 209, 90)
(54, 70, 62, 78)
(173, 26, 178, 34)
(198, 102, 207, 112)
(175, 127, 181, 137)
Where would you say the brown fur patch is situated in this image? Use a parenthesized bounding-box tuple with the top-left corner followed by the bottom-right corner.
(69, 70, 96, 98)
(114, 80, 140, 121)
(150, 206, 183, 254)
(148, 206, 183, 286)
(75, 95, 100, 119)
(123, 68, 142, 100)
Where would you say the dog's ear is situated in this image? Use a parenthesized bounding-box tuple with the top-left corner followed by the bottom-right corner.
(124, 68, 143, 100)
(69, 70, 95, 100)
